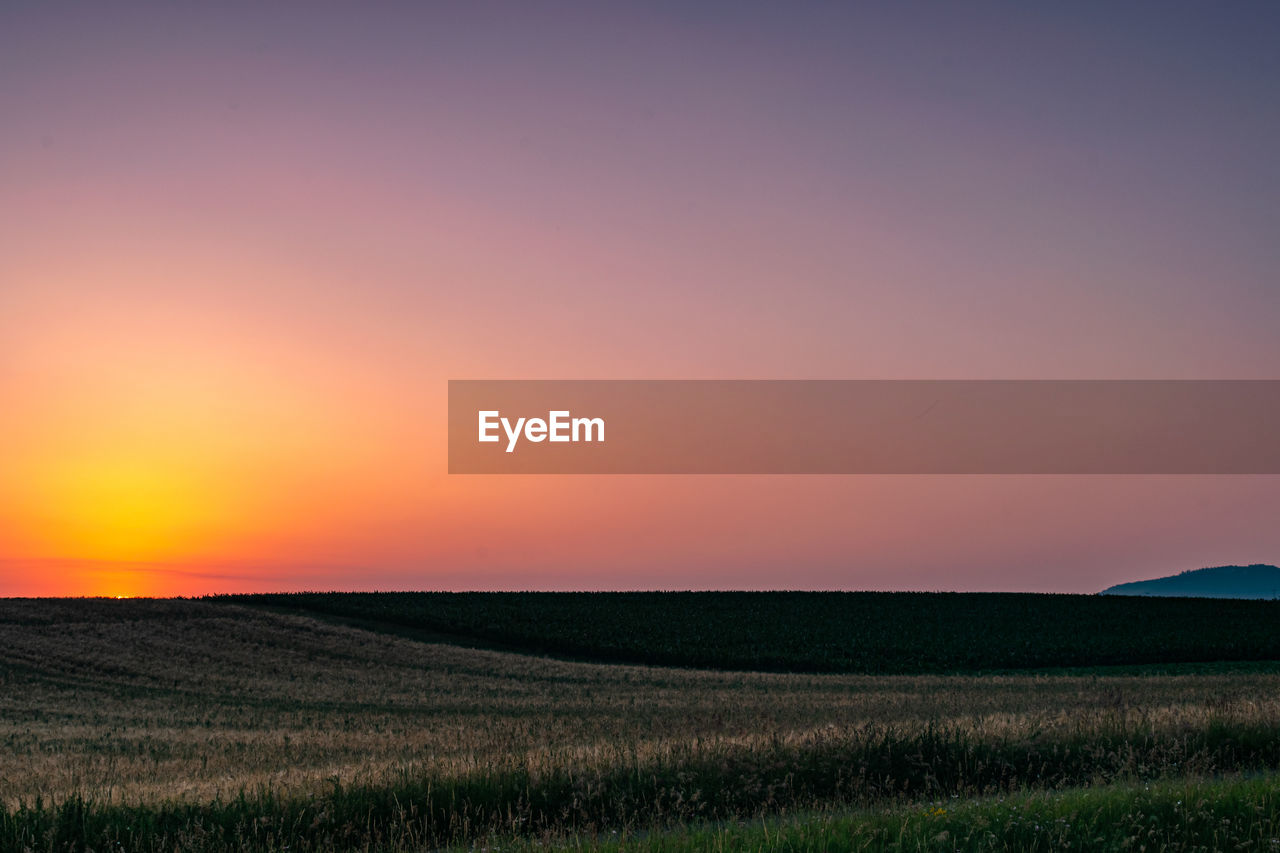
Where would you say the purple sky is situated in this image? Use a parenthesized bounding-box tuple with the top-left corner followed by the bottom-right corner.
(2, 2, 1278, 596)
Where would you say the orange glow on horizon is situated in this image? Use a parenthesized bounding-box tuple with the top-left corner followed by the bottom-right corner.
(62, 565, 160, 600)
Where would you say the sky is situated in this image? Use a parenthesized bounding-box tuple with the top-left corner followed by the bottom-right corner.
(2, 2, 1279, 597)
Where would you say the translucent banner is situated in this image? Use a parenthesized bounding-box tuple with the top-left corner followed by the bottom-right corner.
(448, 380, 1280, 474)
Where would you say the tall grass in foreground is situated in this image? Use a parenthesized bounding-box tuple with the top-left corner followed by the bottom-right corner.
(5, 717, 1280, 851)
(529, 774, 1280, 852)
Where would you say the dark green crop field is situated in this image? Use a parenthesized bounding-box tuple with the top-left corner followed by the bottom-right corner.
(215, 590, 1280, 673)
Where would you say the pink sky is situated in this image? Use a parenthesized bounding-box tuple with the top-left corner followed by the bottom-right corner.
(2, 3, 1278, 596)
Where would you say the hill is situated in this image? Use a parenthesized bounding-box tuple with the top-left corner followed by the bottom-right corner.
(216, 590, 1280, 673)
(1100, 564, 1280, 600)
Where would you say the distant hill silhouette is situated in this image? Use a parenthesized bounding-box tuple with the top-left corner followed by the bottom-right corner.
(1100, 564, 1280, 599)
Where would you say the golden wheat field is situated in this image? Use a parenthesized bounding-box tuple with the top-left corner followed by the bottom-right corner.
(4, 596, 1280, 817)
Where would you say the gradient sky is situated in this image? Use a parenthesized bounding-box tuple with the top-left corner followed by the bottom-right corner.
(3, 2, 1279, 597)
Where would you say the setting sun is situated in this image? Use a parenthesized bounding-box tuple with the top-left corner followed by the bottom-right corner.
(43, 458, 211, 563)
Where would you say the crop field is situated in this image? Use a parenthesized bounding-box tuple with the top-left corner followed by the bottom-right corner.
(2, 596, 1280, 851)
(220, 590, 1280, 672)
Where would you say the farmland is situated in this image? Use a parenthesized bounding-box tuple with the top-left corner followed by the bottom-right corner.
(220, 590, 1280, 672)
(2, 595, 1280, 850)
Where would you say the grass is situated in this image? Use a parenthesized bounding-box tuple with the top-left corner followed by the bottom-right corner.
(3, 597, 1280, 850)
(6, 720, 1280, 850)
(513, 774, 1280, 852)
(214, 590, 1280, 673)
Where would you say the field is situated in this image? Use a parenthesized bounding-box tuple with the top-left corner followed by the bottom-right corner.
(2, 595, 1280, 851)
(220, 590, 1280, 672)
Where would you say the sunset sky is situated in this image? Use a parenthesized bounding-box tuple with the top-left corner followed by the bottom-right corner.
(3, 3, 1279, 597)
